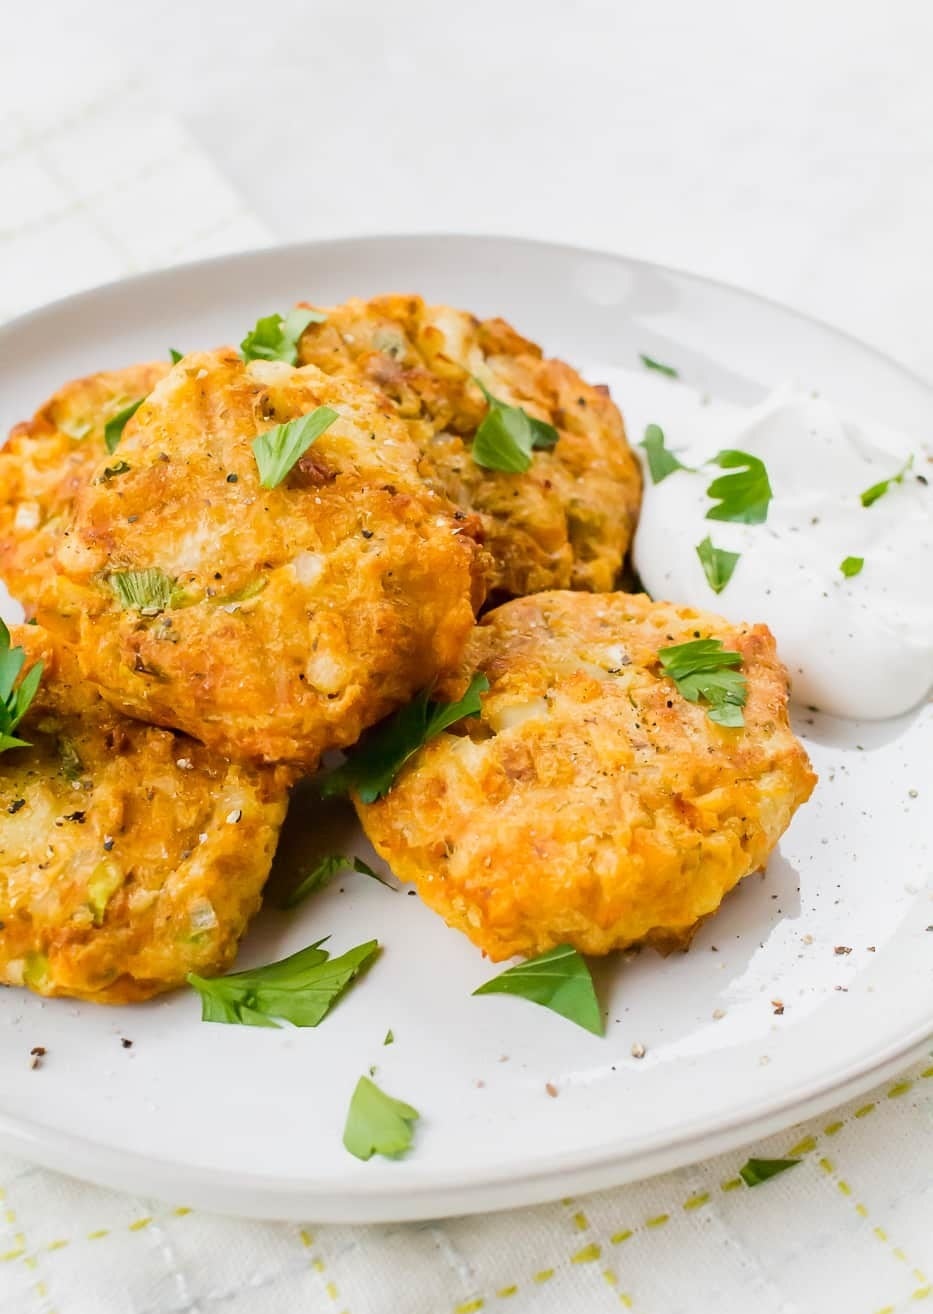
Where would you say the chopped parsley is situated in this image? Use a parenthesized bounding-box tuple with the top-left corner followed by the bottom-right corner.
(639, 353, 679, 378)
(108, 568, 175, 613)
(473, 943, 603, 1036)
(240, 307, 326, 365)
(319, 672, 489, 804)
(383, 1029, 394, 1046)
(0, 620, 43, 753)
(188, 937, 379, 1028)
(343, 1075, 419, 1161)
(252, 406, 339, 489)
(705, 449, 772, 524)
(860, 454, 914, 507)
(100, 459, 131, 482)
(169, 348, 183, 363)
(640, 424, 689, 484)
(281, 854, 393, 909)
(739, 1157, 801, 1187)
(103, 398, 145, 454)
(657, 638, 747, 728)
(839, 555, 864, 578)
(696, 535, 740, 594)
(471, 381, 559, 473)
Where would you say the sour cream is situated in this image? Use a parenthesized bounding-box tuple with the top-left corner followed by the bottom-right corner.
(633, 385, 933, 720)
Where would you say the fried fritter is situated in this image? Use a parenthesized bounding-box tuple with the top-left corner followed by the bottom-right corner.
(355, 591, 816, 961)
(44, 350, 486, 768)
(297, 296, 642, 598)
(0, 362, 169, 610)
(0, 626, 291, 1003)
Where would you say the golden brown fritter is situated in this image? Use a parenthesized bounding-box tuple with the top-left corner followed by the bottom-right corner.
(356, 591, 816, 962)
(44, 350, 486, 768)
(0, 626, 291, 1003)
(297, 296, 642, 598)
(0, 362, 169, 610)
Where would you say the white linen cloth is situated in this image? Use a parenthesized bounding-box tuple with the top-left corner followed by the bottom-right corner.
(0, 24, 931, 1314)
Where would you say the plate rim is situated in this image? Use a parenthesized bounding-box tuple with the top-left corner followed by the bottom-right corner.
(1, 232, 930, 1222)
(3, 229, 932, 395)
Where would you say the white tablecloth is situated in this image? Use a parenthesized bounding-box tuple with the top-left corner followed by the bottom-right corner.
(1, 8, 931, 1312)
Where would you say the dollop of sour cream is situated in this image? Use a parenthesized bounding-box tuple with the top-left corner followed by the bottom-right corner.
(633, 385, 933, 720)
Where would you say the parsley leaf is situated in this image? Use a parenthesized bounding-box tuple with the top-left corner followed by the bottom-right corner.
(104, 398, 145, 454)
(188, 937, 379, 1028)
(240, 307, 326, 365)
(473, 944, 603, 1036)
(705, 449, 772, 524)
(657, 638, 747, 728)
(252, 406, 339, 489)
(383, 1029, 394, 1045)
(860, 454, 914, 507)
(472, 381, 559, 473)
(0, 620, 43, 753)
(696, 535, 740, 594)
(108, 568, 175, 613)
(840, 555, 864, 578)
(319, 672, 489, 804)
(100, 459, 131, 482)
(639, 423, 689, 484)
(639, 353, 679, 378)
(281, 854, 394, 909)
(343, 1075, 420, 1161)
(739, 1157, 801, 1187)
(169, 348, 183, 364)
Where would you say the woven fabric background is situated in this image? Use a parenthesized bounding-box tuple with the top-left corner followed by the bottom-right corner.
(0, 30, 931, 1314)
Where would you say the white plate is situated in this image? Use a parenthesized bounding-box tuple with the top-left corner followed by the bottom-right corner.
(0, 236, 930, 1223)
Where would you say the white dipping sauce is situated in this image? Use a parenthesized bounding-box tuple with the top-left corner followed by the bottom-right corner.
(632, 384, 933, 720)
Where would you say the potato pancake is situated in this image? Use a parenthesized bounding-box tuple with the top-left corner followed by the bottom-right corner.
(0, 362, 169, 610)
(44, 350, 486, 768)
(0, 626, 291, 1003)
(355, 591, 816, 961)
(297, 296, 642, 598)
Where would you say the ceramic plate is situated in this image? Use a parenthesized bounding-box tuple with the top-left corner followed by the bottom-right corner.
(0, 236, 929, 1222)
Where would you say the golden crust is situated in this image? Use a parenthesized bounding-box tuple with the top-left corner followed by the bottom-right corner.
(355, 591, 816, 961)
(0, 626, 291, 1003)
(0, 362, 170, 610)
(297, 296, 642, 598)
(43, 350, 487, 768)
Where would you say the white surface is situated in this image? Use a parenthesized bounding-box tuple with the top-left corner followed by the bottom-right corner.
(0, 236, 930, 1226)
(631, 383, 933, 719)
(2, 8, 933, 1310)
(13, 0, 933, 382)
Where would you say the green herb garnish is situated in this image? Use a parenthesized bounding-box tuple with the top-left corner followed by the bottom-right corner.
(705, 449, 772, 524)
(108, 568, 175, 613)
(188, 937, 379, 1028)
(696, 535, 740, 594)
(639, 353, 679, 378)
(252, 406, 339, 489)
(639, 423, 689, 484)
(281, 854, 393, 909)
(473, 943, 603, 1036)
(0, 620, 43, 753)
(839, 555, 864, 578)
(169, 348, 183, 364)
(739, 1157, 801, 1187)
(100, 459, 131, 482)
(860, 454, 914, 508)
(657, 638, 747, 727)
(383, 1029, 394, 1045)
(103, 398, 145, 454)
(343, 1075, 419, 1161)
(319, 672, 489, 804)
(240, 307, 326, 365)
(471, 381, 559, 473)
